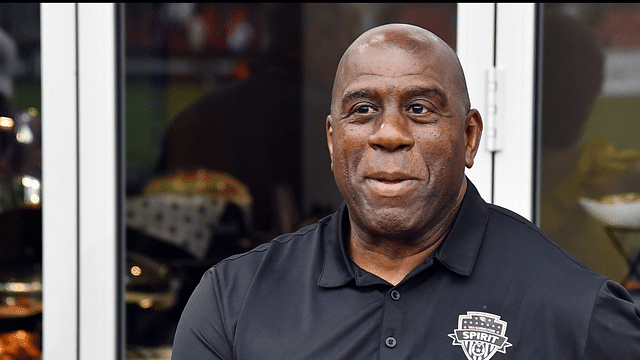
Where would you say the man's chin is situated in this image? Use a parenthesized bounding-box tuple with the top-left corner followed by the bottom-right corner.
(353, 206, 424, 238)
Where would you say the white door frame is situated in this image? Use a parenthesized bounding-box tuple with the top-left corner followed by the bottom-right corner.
(459, 3, 537, 221)
(41, 4, 78, 359)
(457, 3, 497, 202)
(493, 3, 537, 221)
(42, 3, 122, 359)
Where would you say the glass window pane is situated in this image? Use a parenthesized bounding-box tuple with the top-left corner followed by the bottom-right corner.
(0, 3, 42, 358)
(124, 3, 456, 357)
(539, 4, 640, 300)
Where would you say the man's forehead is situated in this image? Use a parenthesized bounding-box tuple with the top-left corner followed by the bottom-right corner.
(353, 24, 441, 51)
(331, 24, 467, 111)
(337, 26, 452, 81)
(341, 45, 434, 77)
(335, 43, 451, 98)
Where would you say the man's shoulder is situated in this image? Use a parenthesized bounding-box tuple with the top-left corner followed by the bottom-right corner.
(211, 215, 333, 278)
(485, 203, 581, 254)
(476, 203, 619, 328)
(483, 202, 606, 284)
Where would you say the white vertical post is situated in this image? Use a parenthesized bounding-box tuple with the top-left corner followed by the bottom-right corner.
(41, 3, 79, 359)
(77, 3, 120, 359)
(492, 3, 537, 220)
(457, 3, 497, 202)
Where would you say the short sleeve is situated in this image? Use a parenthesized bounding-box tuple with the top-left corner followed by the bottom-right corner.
(171, 269, 233, 360)
(583, 280, 640, 359)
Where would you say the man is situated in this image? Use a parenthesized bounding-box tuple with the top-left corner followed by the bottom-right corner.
(172, 23, 640, 359)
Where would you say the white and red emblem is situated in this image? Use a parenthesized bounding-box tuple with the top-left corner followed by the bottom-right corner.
(448, 311, 512, 360)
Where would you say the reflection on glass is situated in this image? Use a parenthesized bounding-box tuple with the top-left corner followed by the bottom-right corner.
(124, 3, 456, 357)
(539, 4, 640, 301)
(0, 3, 42, 359)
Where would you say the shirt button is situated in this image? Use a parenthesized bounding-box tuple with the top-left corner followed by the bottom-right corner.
(390, 290, 400, 301)
(385, 336, 397, 348)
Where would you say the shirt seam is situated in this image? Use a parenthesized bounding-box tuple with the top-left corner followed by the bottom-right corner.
(214, 220, 325, 267)
(580, 279, 608, 360)
(213, 267, 235, 353)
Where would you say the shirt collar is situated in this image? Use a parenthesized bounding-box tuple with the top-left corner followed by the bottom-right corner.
(433, 179, 488, 276)
(317, 203, 355, 288)
(317, 179, 489, 287)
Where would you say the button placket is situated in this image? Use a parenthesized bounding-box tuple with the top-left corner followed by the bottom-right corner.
(379, 285, 405, 357)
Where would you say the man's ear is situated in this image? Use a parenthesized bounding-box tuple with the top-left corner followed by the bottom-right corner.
(326, 115, 334, 171)
(464, 109, 483, 169)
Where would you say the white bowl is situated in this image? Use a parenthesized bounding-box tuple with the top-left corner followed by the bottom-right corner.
(579, 197, 640, 228)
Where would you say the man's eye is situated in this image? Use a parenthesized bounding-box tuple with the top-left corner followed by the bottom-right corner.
(355, 105, 375, 114)
(409, 104, 428, 114)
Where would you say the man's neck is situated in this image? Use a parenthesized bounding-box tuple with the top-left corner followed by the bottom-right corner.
(347, 179, 467, 286)
(348, 235, 446, 286)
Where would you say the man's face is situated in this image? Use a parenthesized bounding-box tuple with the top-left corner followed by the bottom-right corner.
(327, 39, 480, 240)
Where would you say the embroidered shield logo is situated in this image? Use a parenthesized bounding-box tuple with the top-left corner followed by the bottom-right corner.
(448, 311, 512, 360)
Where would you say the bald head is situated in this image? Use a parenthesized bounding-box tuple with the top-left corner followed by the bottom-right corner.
(324, 23, 484, 256)
(331, 23, 470, 116)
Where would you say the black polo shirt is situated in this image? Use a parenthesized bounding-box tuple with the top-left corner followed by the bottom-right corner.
(172, 181, 640, 359)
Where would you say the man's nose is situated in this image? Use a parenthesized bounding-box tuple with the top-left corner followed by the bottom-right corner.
(368, 109, 414, 151)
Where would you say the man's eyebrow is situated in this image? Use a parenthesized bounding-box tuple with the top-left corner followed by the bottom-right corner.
(340, 89, 378, 107)
(340, 86, 449, 107)
(405, 86, 448, 106)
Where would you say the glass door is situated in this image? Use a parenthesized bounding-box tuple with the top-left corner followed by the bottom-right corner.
(0, 4, 42, 359)
(122, 3, 460, 358)
(537, 4, 640, 301)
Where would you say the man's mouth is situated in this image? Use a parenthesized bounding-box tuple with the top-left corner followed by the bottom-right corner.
(364, 172, 419, 197)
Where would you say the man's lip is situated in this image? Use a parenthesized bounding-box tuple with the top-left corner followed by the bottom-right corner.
(364, 172, 419, 197)
(365, 171, 418, 182)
